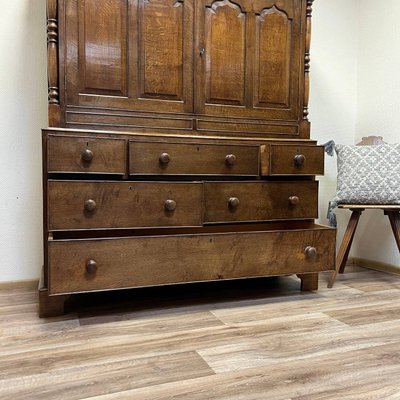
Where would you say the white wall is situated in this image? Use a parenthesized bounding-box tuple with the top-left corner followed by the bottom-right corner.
(351, 0, 400, 267)
(0, 1, 47, 281)
(310, 0, 360, 250)
(0, 0, 398, 282)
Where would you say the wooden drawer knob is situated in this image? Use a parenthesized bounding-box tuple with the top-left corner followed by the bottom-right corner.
(82, 148, 94, 162)
(159, 152, 171, 165)
(294, 154, 306, 167)
(305, 246, 317, 259)
(289, 196, 300, 206)
(228, 197, 240, 209)
(164, 199, 177, 212)
(84, 199, 97, 212)
(86, 259, 98, 274)
(225, 154, 237, 166)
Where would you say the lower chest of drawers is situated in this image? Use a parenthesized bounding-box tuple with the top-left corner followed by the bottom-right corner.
(41, 129, 335, 315)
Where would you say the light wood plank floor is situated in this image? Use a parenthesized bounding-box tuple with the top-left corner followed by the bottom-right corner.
(1, 265, 400, 399)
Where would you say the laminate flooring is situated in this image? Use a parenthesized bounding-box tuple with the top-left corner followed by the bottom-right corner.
(1, 265, 400, 399)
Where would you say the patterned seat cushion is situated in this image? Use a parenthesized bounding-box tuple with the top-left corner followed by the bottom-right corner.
(327, 143, 400, 226)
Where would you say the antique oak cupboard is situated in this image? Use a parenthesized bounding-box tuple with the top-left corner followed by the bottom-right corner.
(40, 0, 336, 316)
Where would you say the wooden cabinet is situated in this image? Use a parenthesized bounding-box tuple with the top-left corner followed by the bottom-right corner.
(54, 0, 309, 137)
(197, 0, 302, 121)
(64, 0, 194, 114)
(63, 0, 301, 118)
(40, 0, 335, 317)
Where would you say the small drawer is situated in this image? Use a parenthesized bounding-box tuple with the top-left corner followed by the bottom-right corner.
(129, 141, 259, 176)
(261, 145, 324, 176)
(47, 135, 126, 174)
(48, 223, 335, 295)
(48, 181, 203, 230)
(204, 181, 318, 223)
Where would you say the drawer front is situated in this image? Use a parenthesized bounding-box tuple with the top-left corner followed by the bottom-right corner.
(48, 225, 336, 294)
(48, 181, 203, 230)
(47, 136, 126, 174)
(261, 145, 324, 176)
(204, 181, 318, 223)
(129, 141, 259, 176)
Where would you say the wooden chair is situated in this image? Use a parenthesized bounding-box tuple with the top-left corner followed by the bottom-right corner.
(328, 136, 400, 288)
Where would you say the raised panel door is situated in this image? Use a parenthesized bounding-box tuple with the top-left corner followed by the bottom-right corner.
(204, 1, 247, 107)
(64, 0, 194, 114)
(196, 0, 304, 122)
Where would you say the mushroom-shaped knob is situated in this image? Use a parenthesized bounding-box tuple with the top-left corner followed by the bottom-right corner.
(164, 199, 177, 212)
(82, 149, 94, 162)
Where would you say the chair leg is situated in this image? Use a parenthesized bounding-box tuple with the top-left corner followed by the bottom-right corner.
(328, 209, 363, 288)
(385, 211, 400, 252)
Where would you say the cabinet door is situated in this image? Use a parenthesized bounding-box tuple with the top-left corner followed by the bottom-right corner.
(196, 0, 303, 121)
(64, 0, 193, 114)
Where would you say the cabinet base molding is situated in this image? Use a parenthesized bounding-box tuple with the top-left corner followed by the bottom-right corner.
(38, 268, 71, 318)
(38, 273, 321, 318)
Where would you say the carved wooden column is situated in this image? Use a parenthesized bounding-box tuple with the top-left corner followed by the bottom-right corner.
(300, 0, 313, 137)
(47, 0, 61, 126)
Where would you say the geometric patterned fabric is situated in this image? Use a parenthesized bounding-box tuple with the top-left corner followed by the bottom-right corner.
(327, 143, 400, 226)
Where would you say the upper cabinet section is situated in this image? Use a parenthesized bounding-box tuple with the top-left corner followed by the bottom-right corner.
(64, 0, 194, 113)
(196, 0, 302, 121)
(50, 0, 311, 138)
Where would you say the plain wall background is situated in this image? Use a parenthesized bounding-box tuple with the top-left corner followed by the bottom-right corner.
(311, 0, 359, 256)
(0, 0, 398, 282)
(350, 0, 400, 267)
(0, 0, 47, 282)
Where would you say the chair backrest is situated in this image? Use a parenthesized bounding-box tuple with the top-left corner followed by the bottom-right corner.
(357, 136, 385, 146)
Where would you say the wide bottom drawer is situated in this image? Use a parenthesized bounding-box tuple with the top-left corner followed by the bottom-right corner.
(48, 224, 336, 295)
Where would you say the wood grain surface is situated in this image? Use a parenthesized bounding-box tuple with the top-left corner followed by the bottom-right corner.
(48, 181, 204, 230)
(204, 181, 318, 223)
(269, 144, 325, 176)
(58, 0, 308, 138)
(129, 141, 260, 176)
(2, 265, 400, 399)
(47, 135, 126, 174)
(48, 224, 334, 294)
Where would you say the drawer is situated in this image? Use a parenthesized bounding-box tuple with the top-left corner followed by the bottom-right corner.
(261, 145, 324, 176)
(204, 181, 318, 223)
(48, 181, 203, 230)
(129, 141, 259, 176)
(47, 135, 126, 174)
(48, 223, 336, 295)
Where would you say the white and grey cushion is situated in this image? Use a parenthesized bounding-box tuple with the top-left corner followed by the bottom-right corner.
(326, 142, 400, 226)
